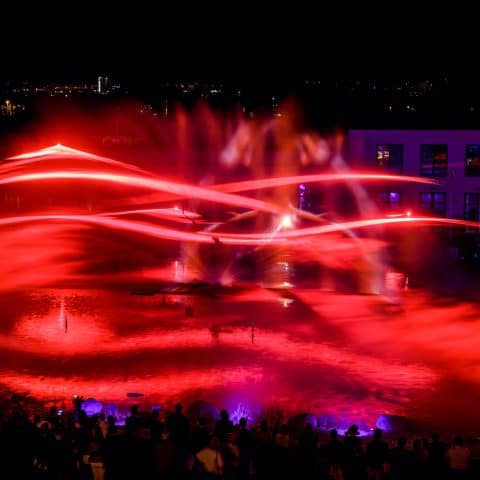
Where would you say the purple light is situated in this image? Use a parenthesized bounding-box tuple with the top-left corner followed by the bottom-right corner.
(82, 398, 103, 416)
(230, 402, 252, 425)
(389, 192, 400, 201)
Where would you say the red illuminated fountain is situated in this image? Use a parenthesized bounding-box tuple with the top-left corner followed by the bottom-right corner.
(1, 105, 480, 432)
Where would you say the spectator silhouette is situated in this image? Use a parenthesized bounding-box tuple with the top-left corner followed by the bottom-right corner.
(191, 416, 211, 454)
(167, 403, 190, 447)
(125, 404, 141, 435)
(274, 423, 292, 478)
(447, 436, 470, 480)
(366, 428, 388, 480)
(152, 422, 174, 478)
(196, 435, 224, 477)
(167, 403, 190, 476)
(299, 422, 318, 478)
(411, 438, 429, 479)
(389, 437, 413, 480)
(253, 420, 273, 480)
(322, 428, 344, 480)
(343, 424, 366, 480)
(427, 432, 448, 479)
(215, 409, 233, 443)
(235, 417, 253, 479)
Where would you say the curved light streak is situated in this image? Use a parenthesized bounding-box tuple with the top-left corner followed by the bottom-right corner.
(1, 215, 474, 247)
(99, 208, 210, 225)
(3, 144, 149, 175)
(0, 215, 472, 245)
(105, 173, 439, 208)
(101, 207, 202, 219)
(0, 215, 290, 246)
(213, 173, 438, 193)
(200, 216, 480, 240)
(0, 171, 286, 214)
(276, 216, 480, 238)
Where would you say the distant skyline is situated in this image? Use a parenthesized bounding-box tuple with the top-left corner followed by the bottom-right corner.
(2, 77, 480, 130)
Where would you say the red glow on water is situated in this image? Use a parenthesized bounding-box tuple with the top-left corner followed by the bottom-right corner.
(0, 289, 439, 417)
(0, 367, 265, 404)
(4, 307, 436, 390)
(1, 286, 478, 429)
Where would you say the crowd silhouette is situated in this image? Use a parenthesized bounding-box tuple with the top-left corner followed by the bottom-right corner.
(1, 399, 479, 479)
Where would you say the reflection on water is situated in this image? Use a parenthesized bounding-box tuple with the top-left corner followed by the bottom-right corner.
(1, 287, 480, 429)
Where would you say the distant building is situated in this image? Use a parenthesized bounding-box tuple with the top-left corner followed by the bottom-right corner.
(0, 99, 25, 116)
(347, 130, 480, 223)
(97, 76, 111, 94)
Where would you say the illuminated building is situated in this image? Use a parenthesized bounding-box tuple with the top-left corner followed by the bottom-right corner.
(348, 130, 480, 221)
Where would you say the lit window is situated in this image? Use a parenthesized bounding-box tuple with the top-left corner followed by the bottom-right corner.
(376, 144, 403, 172)
(465, 145, 480, 176)
(419, 192, 447, 216)
(465, 192, 480, 231)
(465, 193, 480, 220)
(378, 192, 401, 209)
(420, 145, 448, 176)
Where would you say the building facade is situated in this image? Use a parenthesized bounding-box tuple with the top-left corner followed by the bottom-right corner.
(347, 130, 480, 222)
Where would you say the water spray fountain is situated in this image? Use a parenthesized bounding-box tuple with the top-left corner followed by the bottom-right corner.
(0, 104, 479, 431)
